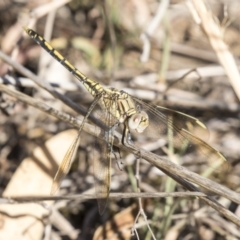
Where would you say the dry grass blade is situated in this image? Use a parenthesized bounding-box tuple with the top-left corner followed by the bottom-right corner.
(189, 0, 240, 100)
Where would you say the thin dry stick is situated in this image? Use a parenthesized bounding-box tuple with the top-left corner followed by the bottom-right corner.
(0, 83, 236, 203)
(140, 0, 170, 62)
(103, 0, 117, 82)
(0, 192, 208, 203)
(0, 84, 240, 227)
(29, 0, 71, 21)
(188, 0, 240, 100)
(48, 208, 79, 240)
(132, 158, 157, 240)
(0, 50, 105, 129)
(1, 73, 235, 112)
(38, 6, 57, 73)
(1, 74, 239, 113)
(0, 75, 80, 91)
(0, 83, 100, 138)
(132, 148, 240, 227)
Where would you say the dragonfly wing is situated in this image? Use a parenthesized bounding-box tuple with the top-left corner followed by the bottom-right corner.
(51, 95, 101, 195)
(156, 106, 209, 141)
(51, 132, 80, 195)
(132, 97, 227, 172)
(92, 131, 112, 215)
(92, 105, 117, 215)
(179, 128, 227, 170)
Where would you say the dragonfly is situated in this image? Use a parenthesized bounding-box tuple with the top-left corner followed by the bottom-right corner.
(24, 27, 227, 215)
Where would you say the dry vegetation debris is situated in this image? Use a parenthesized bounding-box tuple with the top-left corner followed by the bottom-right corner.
(0, 0, 240, 239)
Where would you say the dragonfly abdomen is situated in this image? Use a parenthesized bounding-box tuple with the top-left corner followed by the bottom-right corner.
(24, 27, 105, 98)
(24, 28, 79, 76)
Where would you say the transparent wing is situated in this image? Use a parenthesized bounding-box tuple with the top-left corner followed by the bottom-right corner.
(51, 96, 101, 195)
(156, 106, 209, 141)
(92, 129, 112, 215)
(51, 132, 80, 195)
(92, 100, 118, 215)
(132, 97, 228, 172)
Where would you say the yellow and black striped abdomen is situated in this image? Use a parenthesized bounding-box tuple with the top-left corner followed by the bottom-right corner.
(23, 27, 104, 97)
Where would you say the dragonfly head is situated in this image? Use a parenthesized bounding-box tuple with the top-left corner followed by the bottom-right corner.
(128, 111, 149, 133)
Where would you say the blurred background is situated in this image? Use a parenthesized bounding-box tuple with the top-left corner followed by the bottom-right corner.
(0, 0, 240, 239)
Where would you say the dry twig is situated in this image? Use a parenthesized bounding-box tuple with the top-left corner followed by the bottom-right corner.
(0, 83, 240, 227)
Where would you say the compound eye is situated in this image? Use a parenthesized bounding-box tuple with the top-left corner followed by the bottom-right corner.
(128, 111, 149, 133)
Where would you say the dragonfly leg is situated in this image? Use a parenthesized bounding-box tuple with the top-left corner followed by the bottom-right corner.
(104, 123, 120, 158)
(122, 124, 141, 156)
(122, 124, 134, 147)
(112, 146, 124, 171)
(116, 158, 124, 171)
(104, 121, 120, 150)
(103, 122, 124, 170)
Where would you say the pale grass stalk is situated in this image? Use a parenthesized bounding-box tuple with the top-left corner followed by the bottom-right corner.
(187, 0, 240, 100)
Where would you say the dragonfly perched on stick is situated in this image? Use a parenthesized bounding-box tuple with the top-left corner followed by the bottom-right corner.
(24, 27, 227, 215)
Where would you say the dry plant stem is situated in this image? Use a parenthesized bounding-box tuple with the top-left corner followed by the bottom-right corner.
(30, 0, 71, 21)
(0, 75, 80, 91)
(0, 83, 240, 227)
(136, 158, 143, 210)
(164, 93, 239, 112)
(169, 42, 218, 63)
(103, 0, 117, 82)
(38, 8, 57, 72)
(43, 224, 52, 240)
(19, 0, 72, 34)
(166, 65, 231, 81)
(0, 83, 99, 137)
(49, 209, 79, 239)
(0, 50, 104, 129)
(0, 83, 236, 202)
(0, 192, 208, 203)
(140, 0, 170, 62)
(136, 151, 240, 228)
(132, 158, 157, 240)
(43, 10, 56, 41)
(1, 74, 239, 113)
(162, 69, 200, 96)
(189, 0, 240, 100)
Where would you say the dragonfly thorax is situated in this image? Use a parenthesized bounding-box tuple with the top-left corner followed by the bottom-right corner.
(99, 89, 149, 133)
(128, 111, 149, 133)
